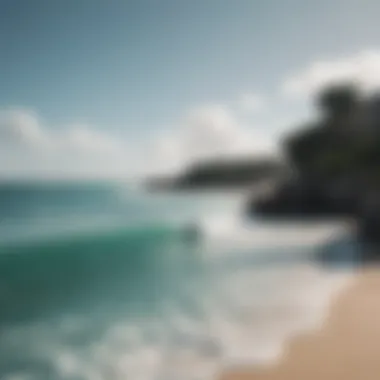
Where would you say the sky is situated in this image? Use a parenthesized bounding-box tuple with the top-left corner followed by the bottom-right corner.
(1, 0, 380, 179)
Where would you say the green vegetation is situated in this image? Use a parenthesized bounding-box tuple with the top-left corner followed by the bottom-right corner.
(285, 84, 380, 184)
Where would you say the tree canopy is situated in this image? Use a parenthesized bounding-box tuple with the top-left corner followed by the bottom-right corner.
(286, 83, 380, 182)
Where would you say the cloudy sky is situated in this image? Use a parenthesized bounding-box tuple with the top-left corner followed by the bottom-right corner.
(1, 0, 380, 179)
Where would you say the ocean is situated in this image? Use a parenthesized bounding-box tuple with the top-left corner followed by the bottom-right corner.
(0, 182, 358, 380)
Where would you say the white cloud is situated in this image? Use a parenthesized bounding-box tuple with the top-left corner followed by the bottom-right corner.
(150, 105, 277, 174)
(0, 108, 133, 179)
(58, 125, 124, 156)
(282, 49, 380, 98)
(183, 105, 240, 159)
(239, 93, 264, 112)
(0, 109, 48, 148)
(0, 106, 278, 179)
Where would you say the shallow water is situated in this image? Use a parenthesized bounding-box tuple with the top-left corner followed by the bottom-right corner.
(0, 181, 357, 380)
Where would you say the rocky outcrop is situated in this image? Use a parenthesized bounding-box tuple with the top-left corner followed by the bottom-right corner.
(249, 84, 380, 254)
(146, 158, 286, 191)
(250, 176, 360, 218)
(357, 193, 380, 246)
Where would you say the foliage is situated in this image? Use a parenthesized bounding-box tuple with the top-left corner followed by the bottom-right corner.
(286, 83, 380, 182)
(318, 83, 359, 118)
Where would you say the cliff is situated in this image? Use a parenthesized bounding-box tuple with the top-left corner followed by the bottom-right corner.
(248, 83, 380, 252)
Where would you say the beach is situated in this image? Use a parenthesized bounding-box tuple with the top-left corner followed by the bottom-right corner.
(221, 265, 380, 380)
(0, 183, 367, 379)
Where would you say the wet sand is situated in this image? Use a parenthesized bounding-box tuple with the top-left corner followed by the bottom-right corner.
(221, 266, 380, 380)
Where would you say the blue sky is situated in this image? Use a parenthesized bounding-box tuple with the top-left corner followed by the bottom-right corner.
(1, 0, 380, 178)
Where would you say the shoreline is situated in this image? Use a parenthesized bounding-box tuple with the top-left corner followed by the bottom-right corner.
(220, 265, 380, 380)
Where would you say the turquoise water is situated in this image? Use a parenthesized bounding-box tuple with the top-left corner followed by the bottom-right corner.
(0, 182, 356, 380)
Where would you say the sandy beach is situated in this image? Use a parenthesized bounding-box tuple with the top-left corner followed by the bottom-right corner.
(221, 265, 380, 380)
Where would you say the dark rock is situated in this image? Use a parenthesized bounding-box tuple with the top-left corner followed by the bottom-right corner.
(249, 177, 360, 219)
(145, 158, 286, 191)
(357, 193, 380, 247)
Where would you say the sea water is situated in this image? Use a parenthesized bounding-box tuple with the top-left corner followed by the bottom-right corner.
(0, 181, 357, 380)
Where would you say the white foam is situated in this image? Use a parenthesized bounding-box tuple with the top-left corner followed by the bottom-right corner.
(2, 265, 353, 380)
(0, 216, 356, 380)
(201, 218, 352, 257)
(196, 263, 353, 370)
